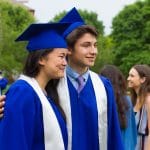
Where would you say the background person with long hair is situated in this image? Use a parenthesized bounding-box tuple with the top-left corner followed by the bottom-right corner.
(100, 65, 137, 150)
(127, 64, 150, 150)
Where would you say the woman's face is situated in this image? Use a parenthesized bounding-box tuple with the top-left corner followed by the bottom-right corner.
(39, 48, 68, 79)
(127, 67, 145, 91)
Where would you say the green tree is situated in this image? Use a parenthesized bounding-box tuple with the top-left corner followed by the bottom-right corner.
(94, 35, 115, 73)
(0, 0, 35, 81)
(111, 0, 150, 74)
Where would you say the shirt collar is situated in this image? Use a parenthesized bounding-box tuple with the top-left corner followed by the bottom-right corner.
(66, 65, 89, 82)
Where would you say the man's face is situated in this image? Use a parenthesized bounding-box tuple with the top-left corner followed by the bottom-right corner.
(68, 33, 98, 73)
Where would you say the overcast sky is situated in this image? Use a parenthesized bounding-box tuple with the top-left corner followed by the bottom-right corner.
(26, 0, 137, 35)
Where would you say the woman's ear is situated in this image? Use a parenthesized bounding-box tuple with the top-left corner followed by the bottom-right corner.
(38, 57, 45, 66)
(140, 77, 146, 84)
(67, 48, 72, 56)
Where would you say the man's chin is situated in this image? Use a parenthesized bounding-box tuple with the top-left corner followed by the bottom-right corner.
(56, 74, 64, 79)
(87, 63, 95, 67)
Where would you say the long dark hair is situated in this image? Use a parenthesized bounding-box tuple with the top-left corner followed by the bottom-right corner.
(100, 65, 129, 129)
(129, 64, 150, 108)
(23, 49, 66, 120)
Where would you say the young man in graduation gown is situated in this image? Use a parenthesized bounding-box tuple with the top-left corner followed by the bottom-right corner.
(56, 7, 124, 150)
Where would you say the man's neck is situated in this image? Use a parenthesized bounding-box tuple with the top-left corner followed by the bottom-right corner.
(67, 63, 88, 75)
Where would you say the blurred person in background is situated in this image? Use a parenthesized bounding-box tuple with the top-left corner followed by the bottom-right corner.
(100, 64, 137, 150)
(127, 64, 150, 150)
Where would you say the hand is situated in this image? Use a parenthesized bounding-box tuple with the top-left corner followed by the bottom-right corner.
(0, 95, 6, 118)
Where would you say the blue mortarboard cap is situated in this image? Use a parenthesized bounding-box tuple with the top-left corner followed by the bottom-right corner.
(59, 7, 85, 38)
(15, 23, 71, 51)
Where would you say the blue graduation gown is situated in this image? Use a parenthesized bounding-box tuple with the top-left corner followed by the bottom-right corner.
(101, 76, 124, 150)
(0, 80, 68, 150)
(67, 75, 124, 150)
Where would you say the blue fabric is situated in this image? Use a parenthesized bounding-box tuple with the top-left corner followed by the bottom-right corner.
(59, 7, 84, 23)
(62, 22, 85, 38)
(120, 96, 137, 150)
(0, 78, 8, 90)
(100, 76, 124, 150)
(68, 76, 99, 150)
(15, 23, 71, 51)
(0, 80, 68, 150)
(27, 30, 68, 51)
(67, 74, 124, 150)
(58, 7, 85, 38)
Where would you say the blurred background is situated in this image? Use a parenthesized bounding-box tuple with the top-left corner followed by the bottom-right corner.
(0, 0, 149, 84)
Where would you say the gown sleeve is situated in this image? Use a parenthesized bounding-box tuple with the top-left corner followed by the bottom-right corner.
(0, 81, 37, 150)
(100, 76, 125, 150)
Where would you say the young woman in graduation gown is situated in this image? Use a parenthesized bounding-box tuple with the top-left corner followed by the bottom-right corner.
(0, 22, 70, 150)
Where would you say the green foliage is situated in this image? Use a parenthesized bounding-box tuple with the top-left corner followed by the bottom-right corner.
(92, 35, 115, 73)
(0, 0, 35, 81)
(111, 0, 150, 74)
(120, 50, 150, 75)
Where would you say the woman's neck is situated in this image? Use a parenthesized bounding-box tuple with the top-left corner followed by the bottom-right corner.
(134, 86, 140, 95)
(134, 97, 141, 112)
(35, 73, 50, 92)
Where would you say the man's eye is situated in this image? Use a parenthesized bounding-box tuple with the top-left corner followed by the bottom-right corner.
(59, 55, 65, 59)
(94, 44, 98, 48)
(82, 44, 90, 47)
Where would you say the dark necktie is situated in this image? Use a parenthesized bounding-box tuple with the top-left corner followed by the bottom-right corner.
(77, 75, 84, 93)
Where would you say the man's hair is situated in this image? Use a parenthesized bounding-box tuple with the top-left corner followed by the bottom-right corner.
(66, 25, 98, 49)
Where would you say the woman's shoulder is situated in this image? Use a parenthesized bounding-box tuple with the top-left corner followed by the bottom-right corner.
(6, 79, 38, 102)
(145, 93, 150, 106)
(8, 79, 34, 92)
